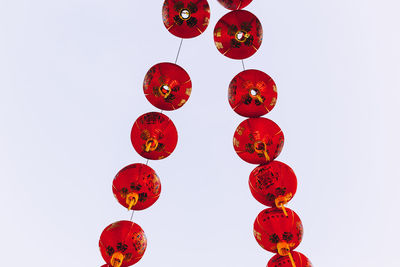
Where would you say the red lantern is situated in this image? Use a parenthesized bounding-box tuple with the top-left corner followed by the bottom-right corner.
(268, 251, 313, 267)
(228, 69, 277, 117)
(112, 164, 161, 211)
(162, 0, 211, 39)
(249, 161, 297, 216)
(214, 10, 263, 60)
(217, 0, 253, 10)
(131, 112, 178, 160)
(233, 117, 284, 164)
(99, 221, 147, 267)
(143, 63, 192, 111)
(253, 208, 303, 256)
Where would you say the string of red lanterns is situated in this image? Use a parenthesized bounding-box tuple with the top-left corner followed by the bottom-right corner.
(214, 1, 313, 266)
(98, 1, 210, 266)
(98, 1, 312, 266)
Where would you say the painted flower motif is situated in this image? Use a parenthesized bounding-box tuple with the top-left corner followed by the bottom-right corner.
(116, 242, 128, 252)
(242, 93, 265, 106)
(282, 232, 293, 242)
(269, 233, 280, 244)
(106, 246, 115, 256)
(265, 193, 275, 201)
(275, 187, 287, 195)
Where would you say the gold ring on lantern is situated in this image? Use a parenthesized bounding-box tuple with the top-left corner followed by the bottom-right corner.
(111, 252, 124, 267)
(249, 88, 264, 103)
(179, 8, 191, 21)
(159, 84, 172, 99)
(145, 138, 159, 152)
(235, 30, 250, 43)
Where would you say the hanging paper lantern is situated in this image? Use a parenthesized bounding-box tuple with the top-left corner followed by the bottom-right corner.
(217, 0, 253, 10)
(268, 251, 313, 267)
(214, 10, 263, 60)
(249, 161, 297, 214)
(253, 208, 303, 256)
(112, 163, 161, 211)
(131, 112, 178, 160)
(99, 221, 147, 267)
(228, 69, 277, 117)
(143, 63, 192, 111)
(162, 0, 211, 39)
(233, 117, 284, 164)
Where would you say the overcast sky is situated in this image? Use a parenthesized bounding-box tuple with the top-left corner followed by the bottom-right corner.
(1, 0, 400, 266)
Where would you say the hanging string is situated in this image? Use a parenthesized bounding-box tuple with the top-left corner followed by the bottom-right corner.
(126, 36, 184, 258)
(241, 59, 246, 70)
(175, 38, 184, 64)
(122, 210, 136, 245)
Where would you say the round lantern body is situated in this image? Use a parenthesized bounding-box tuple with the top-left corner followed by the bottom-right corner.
(217, 0, 253, 10)
(214, 10, 263, 60)
(233, 117, 284, 164)
(131, 112, 178, 160)
(249, 161, 297, 207)
(113, 164, 161, 211)
(162, 0, 211, 39)
(253, 208, 303, 254)
(268, 251, 313, 267)
(143, 63, 192, 111)
(99, 221, 147, 267)
(228, 69, 277, 117)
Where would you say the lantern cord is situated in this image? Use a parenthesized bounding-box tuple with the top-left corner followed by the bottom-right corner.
(145, 159, 149, 165)
(174, 38, 184, 64)
(123, 211, 137, 245)
(241, 59, 246, 70)
(129, 210, 135, 222)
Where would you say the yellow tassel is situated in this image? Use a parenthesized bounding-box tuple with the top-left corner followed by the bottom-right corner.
(288, 251, 296, 267)
(111, 252, 124, 267)
(145, 142, 152, 152)
(126, 192, 139, 211)
(145, 138, 158, 152)
(275, 194, 292, 217)
(263, 150, 270, 162)
(281, 205, 288, 217)
(277, 242, 296, 267)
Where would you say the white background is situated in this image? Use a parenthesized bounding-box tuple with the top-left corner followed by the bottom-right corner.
(1, 0, 399, 266)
